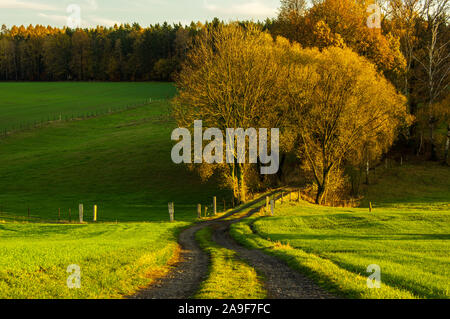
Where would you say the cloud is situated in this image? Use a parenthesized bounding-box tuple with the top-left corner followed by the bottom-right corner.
(85, 0, 98, 11)
(88, 16, 120, 27)
(0, 0, 58, 11)
(38, 13, 67, 23)
(204, 0, 277, 17)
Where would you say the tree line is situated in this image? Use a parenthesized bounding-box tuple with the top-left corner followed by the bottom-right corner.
(0, 19, 272, 82)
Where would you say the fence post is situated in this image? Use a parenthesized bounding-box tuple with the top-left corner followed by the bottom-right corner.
(369, 202, 373, 213)
(270, 200, 274, 216)
(213, 197, 217, 215)
(79, 204, 83, 223)
(205, 206, 208, 217)
(266, 196, 270, 212)
(168, 202, 174, 222)
(93, 205, 97, 222)
(197, 204, 201, 219)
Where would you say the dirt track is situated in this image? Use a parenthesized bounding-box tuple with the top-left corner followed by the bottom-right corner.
(130, 195, 335, 299)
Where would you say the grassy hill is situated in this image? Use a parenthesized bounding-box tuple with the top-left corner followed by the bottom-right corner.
(0, 82, 175, 134)
(0, 83, 230, 222)
(231, 163, 450, 299)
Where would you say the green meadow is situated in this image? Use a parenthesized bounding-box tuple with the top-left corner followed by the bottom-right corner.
(0, 82, 228, 298)
(231, 163, 450, 299)
(0, 82, 175, 133)
(0, 221, 186, 299)
(0, 83, 230, 222)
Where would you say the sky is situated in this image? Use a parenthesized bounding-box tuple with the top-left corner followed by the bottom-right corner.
(0, 0, 280, 28)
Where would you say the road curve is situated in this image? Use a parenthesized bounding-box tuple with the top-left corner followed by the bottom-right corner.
(130, 194, 336, 299)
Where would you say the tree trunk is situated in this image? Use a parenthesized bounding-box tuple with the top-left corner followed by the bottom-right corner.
(315, 184, 325, 205)
(365, 160, 370, 185)
(445, 124, 450, 165)
(315, 168, 329, 205)
(238, 164, 247, 203)
(430, 116, 438, 161)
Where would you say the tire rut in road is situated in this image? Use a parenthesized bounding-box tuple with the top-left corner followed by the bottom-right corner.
(129, 204, 246, 299)
(210, 207, 337, 299)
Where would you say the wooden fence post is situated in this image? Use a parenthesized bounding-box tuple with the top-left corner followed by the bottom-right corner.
(93, 205, 97, 222)
(369, 202, 373, 213)
(197, 204, 201, 219)
(168, 202, 174, 222)
(270, 200, 274, 216)
(213, 197, 217, 215)
(79, 204, 83, 223)
(266, 196, 270, 212)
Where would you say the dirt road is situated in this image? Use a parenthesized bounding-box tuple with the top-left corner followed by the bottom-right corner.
(130, 195, 335, 299)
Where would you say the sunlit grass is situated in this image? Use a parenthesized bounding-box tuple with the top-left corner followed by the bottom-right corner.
(231, 163, 450, 299)
(195, 226, 266, 299)
(0, 221, 188, 299)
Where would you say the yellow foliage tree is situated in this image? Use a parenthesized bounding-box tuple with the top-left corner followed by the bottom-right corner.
(173, 24, 287, 202)
(281, 46, 409, 204)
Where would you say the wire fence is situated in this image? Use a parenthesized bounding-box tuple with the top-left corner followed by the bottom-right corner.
(0, 97, 170, 139)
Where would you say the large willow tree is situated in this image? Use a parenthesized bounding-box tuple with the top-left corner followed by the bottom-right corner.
(173, 24, 287, 203)
(282, 46, 409, 204)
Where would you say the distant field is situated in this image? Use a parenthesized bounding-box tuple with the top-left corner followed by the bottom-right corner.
(0, 82, 175, 133)
(232, 163, 450, 299)
(0, 83, 230, 222)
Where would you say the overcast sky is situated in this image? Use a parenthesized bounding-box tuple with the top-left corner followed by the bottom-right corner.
(0, 0, 280, 27)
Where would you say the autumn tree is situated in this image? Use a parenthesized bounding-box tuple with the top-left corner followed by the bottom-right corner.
(275, 0, 407, 85)
(282, 46, 409, 204)
(173, 24, 287, 202)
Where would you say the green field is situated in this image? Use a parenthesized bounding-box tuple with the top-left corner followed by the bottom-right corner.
(0, 82, 228, 298)
(0, 83, 230, 222)
(0, 82, 175, 133)
(0, 221, 186, 298)
(231, 163, 450, 299)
